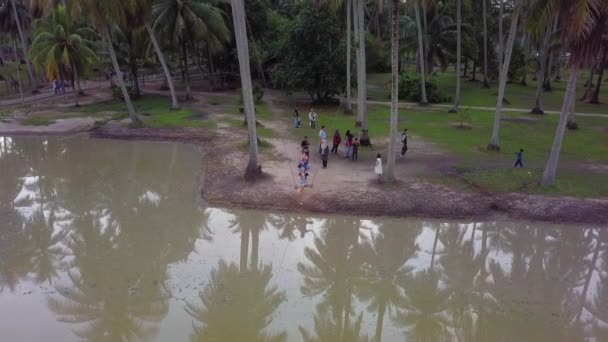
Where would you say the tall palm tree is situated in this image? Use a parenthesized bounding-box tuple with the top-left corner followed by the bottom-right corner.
(413, 0, 428, 104)
(9, 0, 36, 89)
(488, 0, 523, 150)
(77, 0, 142, 125)
(384, 0, 400, 182)
(126, 0, 180, 109)
(230, 0, 261, 180)
(355, 0, 368, 128)
(346, 0, 353, 113)
(541, 0, 607, 186)
(530, 14, 555, 114)
(449, 0, 462, 113)
(153, 0, 230, 102)
(482, 0, 489, 87)
(29, 5, 97, 106)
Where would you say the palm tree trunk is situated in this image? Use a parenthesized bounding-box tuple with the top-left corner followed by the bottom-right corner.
(101, 26, 142, 126)
(384, 0, 399, 183)
(589, 46, 607, 104)
(0, 47, 16, 85)
(354, 0, 362, 124)
(541, 67, 578, 186)
(145, 22, 180, 110)
(130, 55, 141, 99)
(449, 0, 461, 113)
(181, 40, 193, 101)
(531, 22, 552, 114)
(345, 0, 353, 113)
(520, 34, 529, 86)
(357, 0, 368, 129)
(75, 70, 84, 95)
(11, 37, 24, 105)
(482, 0, 489, 87)
(498, 0, 504, 76)
(488, 1, 521, 150)
(9, 0, 36, 90)
(414, 4, 428, 105)
(231, 0, 261, 181)
(567, 91, 578, 130)
(374, 300, 387, 342)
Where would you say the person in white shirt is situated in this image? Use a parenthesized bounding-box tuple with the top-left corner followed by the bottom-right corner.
(309, 109, 317, 129)
(375, 153, 383, 183)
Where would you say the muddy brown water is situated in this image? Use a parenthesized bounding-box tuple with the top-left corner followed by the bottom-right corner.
(1, 136, 607, 342)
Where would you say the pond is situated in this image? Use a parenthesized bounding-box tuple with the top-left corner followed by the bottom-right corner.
(0, 136, 606, 341)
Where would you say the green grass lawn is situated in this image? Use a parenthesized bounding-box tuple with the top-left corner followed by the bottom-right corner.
(21, 117, 56, 126)
(70, 95, 214, 128)
(367, 71, 608, 115)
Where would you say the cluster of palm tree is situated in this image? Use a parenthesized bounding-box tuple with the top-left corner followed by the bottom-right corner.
(2, 0, 607, 184)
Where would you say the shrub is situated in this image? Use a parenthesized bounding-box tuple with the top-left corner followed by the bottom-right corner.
(111, 85, 137, 101)
(389, 72, 451, 103)
(238, 84, 265, 105)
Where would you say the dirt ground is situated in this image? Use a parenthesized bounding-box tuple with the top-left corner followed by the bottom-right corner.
(4, 81, 608, 226)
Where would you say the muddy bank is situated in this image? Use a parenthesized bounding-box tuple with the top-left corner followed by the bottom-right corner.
(91, 124, 608, 226)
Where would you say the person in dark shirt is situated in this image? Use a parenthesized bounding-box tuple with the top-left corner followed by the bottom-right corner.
(301, 136, 310, 157)
(514, 149, 524, 168)
(352, 137, 360, 161)
(294, 106, 301, 128)
(400, 128, 409, 157)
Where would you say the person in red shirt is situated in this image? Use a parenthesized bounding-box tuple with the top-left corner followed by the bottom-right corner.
(331, 130, 341, 154)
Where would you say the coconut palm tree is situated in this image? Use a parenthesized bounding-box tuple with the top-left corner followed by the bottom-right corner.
(541, 0, 607, 186)
(230, 0, 261, 180)
(76, 0, 142, 125)
(384, 0, 400, 182)
(413, 0, 429, 104)
(488, 0, 524, 150)
(9, 0, 36, 89)
(355, 0, 367, 128)
(29, 5, 97, 106)
(123, 0, 180, 109)
(449, 0, 462, 113)
(153, 0, 230, 102)
(482, 0, 490, 87)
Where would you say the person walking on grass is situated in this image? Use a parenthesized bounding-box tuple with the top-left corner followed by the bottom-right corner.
(401, 128, 409, 157)
(309, 108, 317, 129)
(375, 154, 383, 182)
(321, 142, 329, 168)
(352, 137, 360, 161)
(344, 130, 353, 158)
(294, 105, 301, 128)
(332, 130, 341, 154)
(514, 149, 524, 168)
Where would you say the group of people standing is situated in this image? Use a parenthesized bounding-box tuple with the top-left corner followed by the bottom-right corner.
(293, 105, 412, 189)
(52, 79, 66, 94)
(293, 105, 317, 129)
